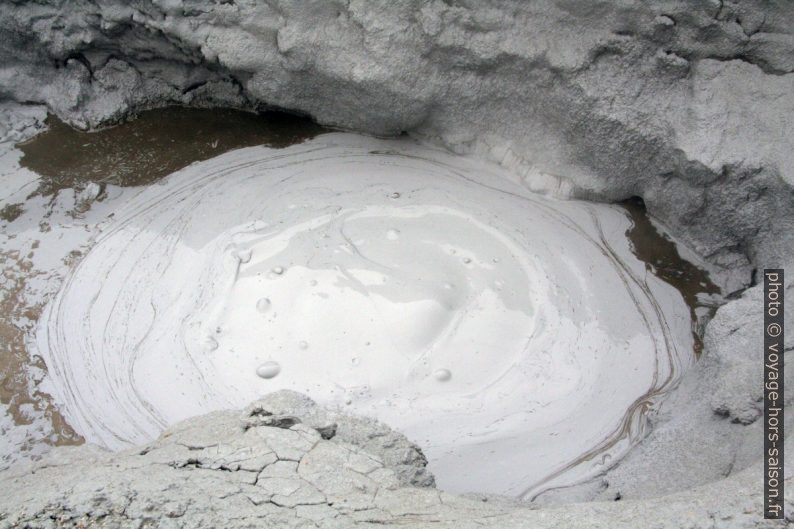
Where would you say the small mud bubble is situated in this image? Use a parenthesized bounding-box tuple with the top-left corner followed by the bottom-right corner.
(235, 248, 252, 263)
(203, 336, 219, 352)
(256, 298, 272, 313)
(386, 229, 400, 241)
(256, 361, 281, 379)
(434, 368, 452, 382)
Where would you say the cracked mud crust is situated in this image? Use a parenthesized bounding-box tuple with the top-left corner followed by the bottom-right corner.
(0, 391, 791, 529)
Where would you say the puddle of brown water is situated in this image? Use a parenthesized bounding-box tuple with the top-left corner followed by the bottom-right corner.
(3, 107, 329, 454)
(622, 197, 721, 356)
(17, 107, 329, 195)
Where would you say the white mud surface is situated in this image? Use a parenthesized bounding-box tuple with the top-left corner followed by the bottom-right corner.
(33, 133, 693, 498)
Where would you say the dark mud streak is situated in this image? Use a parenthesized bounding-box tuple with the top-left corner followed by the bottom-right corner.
(622, 197, 721, 356)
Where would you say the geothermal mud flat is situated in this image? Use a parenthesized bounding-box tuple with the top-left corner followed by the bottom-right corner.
(23, 129, 698, 498)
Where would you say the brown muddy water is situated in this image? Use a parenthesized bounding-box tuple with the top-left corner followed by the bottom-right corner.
(622, 196, 721, 356)
(2, 107, 719, 454)
(18, 107, 328, 195)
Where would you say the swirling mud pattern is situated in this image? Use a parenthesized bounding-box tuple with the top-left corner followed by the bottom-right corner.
(34, 133, 693, 498)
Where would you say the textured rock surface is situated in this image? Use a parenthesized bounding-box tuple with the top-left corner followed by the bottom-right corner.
(0, 0, 793, 525)
(1, 0, 793, 275)
(0, 391, 791, 529)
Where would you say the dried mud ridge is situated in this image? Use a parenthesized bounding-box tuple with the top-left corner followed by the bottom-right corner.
(0, 391, 790, 529)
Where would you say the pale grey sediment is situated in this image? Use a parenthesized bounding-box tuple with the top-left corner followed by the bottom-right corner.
(0, 0, 793, 526)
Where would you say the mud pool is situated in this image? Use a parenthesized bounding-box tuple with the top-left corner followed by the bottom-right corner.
(1, 108, 720, 498)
